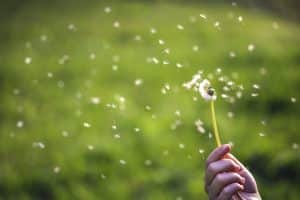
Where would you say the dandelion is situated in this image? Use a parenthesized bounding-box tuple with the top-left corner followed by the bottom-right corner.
(198, 79, 221, 147)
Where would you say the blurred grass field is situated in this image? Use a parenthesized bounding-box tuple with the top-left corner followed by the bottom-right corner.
(0, 1, 300, 199)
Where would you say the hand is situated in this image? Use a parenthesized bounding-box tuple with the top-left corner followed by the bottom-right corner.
(204, 144, 261, 200)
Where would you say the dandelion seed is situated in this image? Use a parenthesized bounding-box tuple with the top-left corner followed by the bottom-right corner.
(58, 54, 69, 64)
(214, 21, 220, 27)
(67, 24, 76, 31)
(193, 45, 199, 52)
(62, 130, 69, 137)
(229, 51, 236, 58)
(40, 35, 47, 42)
(53, 166, 61, 174)
(134, 127, 140, 132)
(176, 196, 183, 200)
(83, 122, 91, 128)
(291, 97, 297, 103)
(150, 27, 157, 34)
(259, 132, 265, 137)
(144, 160, 152, 166)
(248, 44, 255, 52)
(134, 79, 143, 86)
(199, 149, 205, 154)
(13, 88, 20, 95)
(238, 16, 243, 22)
(170, 119, 182, 130)
(89, 53, 96, 60)
(236, 91, 243, 99)
(251, 93, 259, 97)
(177, 24, 184, 30)
(189, 16, 197, 23)
(259, 67, 267, 75)
(119, 160, 126, 165)
(158, 39, 165, 45)
(179, 143, 185, 149)
(112, 64, 118, 71)
(272, 22, 279, 30)
(163, 60, 170, 65)
(195, 119, 205, 134)
(145, 105, 151, 111)
(47, 72, 53, 78)
(90, 97, 101, 105)
(227, 112, 234, 118)
(25, 41, 32, 48)
(134, 35, 141, 41)
(113, 21, 120, 28)
(24, 57, 32, 64)
(163, 48, 170, 54)
(176, 62, 183, 68)
(16, 120, 24, 128)
(163, 150, 169, 156)
(292, 143, 299, 150)
(232, 2, 237, 6)
(101, 173, 107, 179)
(253, 84, 260, 89)
(199, 14, 207, 19)
(87, 145, 94, 151)
(261, 120, 267, 126)
(152, 57, 159, 64)
(175, 110, 181, 117)
(114, 134, 120, 139)
(151, 114, 156, 119)
(57, 80, 64, 88)
(32, 142, 45, 149)
(104, 6, 112, 13)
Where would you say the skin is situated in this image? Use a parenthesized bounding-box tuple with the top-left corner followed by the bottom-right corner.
(205, 144, 261, 200)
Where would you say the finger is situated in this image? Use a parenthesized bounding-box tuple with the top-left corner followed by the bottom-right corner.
(206, 144, 231, 167)
(209, 172, 245, 198)
(206, 159, 241, 185)
(217, 183, 244, 200)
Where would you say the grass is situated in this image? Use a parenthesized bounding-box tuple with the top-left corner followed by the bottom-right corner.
(0, 1, 300, 199)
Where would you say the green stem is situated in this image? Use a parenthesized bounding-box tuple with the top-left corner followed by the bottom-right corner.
(210, 100, 221, 147)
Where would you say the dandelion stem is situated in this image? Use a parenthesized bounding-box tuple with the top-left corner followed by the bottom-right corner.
(210, 100, 221, 147)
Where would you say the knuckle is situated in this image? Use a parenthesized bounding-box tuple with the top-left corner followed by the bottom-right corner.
(207, 163, 216, 173)
(215, 173, 224, 183)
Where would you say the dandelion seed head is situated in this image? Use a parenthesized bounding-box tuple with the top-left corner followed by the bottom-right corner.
(199, 79, 217, 101)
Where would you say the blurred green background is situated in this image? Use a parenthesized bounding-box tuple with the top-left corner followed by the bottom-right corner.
(0, 0, 299, 199)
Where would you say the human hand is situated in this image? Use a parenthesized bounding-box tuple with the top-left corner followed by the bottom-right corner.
(205, 144, 261, 200)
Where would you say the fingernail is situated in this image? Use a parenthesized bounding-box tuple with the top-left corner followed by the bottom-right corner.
(240, 185, 244, 190)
